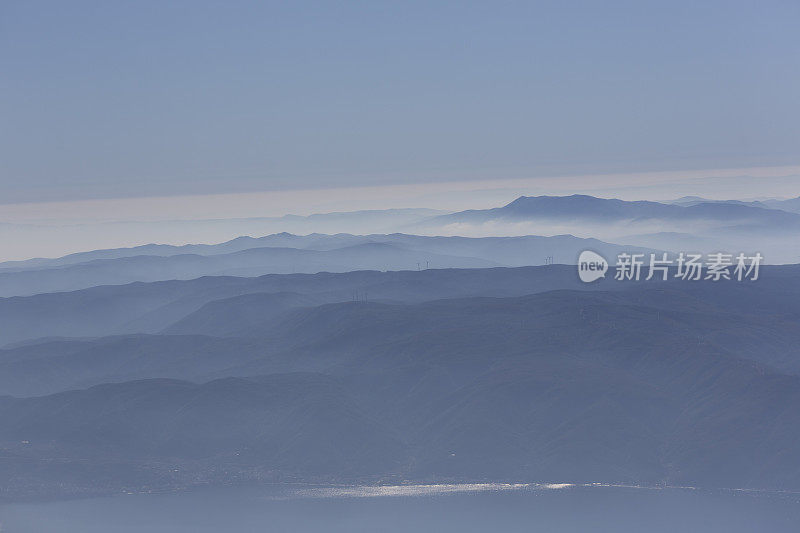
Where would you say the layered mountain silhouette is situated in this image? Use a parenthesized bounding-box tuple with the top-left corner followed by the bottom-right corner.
(430, 195, 800, 226)
(3, 265, 800, 498)
(670, 195, 800, 213)
(0, 266, 599, 347)
(6, 194, 800, 299)
(0, 233, 656, 297)
(414, 195, 800, 262)
(3, 196, 800, 500)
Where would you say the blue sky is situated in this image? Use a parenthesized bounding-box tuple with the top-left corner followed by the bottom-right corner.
(1, 0, 799, 204)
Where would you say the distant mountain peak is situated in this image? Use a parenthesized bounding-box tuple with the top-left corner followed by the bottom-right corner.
(505, 193, 606, 206)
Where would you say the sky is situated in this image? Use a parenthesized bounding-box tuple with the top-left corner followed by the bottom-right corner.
(2, 0, 799, 207)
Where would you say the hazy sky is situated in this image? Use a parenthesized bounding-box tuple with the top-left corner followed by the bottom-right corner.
(2, 0, 799, 205)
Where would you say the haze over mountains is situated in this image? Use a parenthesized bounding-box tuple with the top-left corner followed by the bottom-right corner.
(415, 195, 800, 262)
(5, 192, 800, 296)
(0, 233, 657, 297)
(426, 194, 800, 227)
(0, 266, 600, 347)
(0, 208, 445, 264)
(2, 192, 800, 501)
(3, 265, 800, 499)
(669, 195, 800, 213)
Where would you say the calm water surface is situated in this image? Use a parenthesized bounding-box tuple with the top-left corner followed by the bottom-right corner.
(2, 483, 799, 532)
